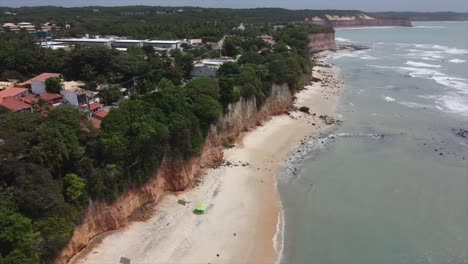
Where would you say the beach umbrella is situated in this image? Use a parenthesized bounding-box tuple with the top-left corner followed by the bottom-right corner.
(194, 204, 207, 212)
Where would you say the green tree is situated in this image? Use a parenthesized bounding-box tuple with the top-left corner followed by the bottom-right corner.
(0, 186, 39, 263)
(45, 77, 62, 94)
(185, 77, 220, 100)
(63, 173, 86, 204)
(217, 61, 241, 77)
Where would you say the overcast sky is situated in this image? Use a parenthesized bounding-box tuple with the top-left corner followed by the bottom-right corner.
(0, 0, 467, 12)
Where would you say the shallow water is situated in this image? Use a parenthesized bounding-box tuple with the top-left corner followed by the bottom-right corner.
(279, 22, 468, 264)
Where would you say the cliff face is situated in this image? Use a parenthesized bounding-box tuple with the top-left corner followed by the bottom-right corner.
(329, 18, 412, 28)
(56, 84, 292, 264)
(308, 32, 337, 54)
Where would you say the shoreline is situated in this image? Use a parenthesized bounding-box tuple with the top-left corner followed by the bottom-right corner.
(72, 51, 345, 264)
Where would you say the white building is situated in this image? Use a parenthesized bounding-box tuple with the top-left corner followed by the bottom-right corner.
(191, 58, 235, 78)
(111, 39, 144, 48)
(21, 73, 61, 95)
(54, 38, 113, 47)
(60, 81, 97, 107)
(143, 40, 182, 52)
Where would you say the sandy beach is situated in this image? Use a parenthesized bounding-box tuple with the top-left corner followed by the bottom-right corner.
(72, 52, 344, 264)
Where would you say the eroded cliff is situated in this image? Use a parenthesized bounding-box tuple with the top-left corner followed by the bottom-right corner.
(308, 32, 337, 54)
(56, 83, 292, 263)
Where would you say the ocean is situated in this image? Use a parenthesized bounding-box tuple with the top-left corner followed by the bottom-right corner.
(278, 22, 468, 264)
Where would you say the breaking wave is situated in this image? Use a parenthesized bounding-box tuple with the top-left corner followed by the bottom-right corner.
(405, 61, 441, 68)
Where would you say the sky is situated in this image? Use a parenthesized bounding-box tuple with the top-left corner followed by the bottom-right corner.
(0, 0, 467, 12)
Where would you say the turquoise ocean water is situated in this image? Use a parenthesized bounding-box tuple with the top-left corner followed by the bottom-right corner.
(279, 22, 468, 264)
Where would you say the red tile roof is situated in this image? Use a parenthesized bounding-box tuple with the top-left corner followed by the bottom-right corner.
(88, 102, 103, 111)
(93, 110, 109, 119)
(21, 73, 61, 86)
(86, 116, 102, 130)
(40, 92, 62, 101)
(19, 93, 39, 105)
(0, 87, 28, 99)
(0, 97, 32, 111)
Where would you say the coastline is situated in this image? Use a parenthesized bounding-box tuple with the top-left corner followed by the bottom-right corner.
(71, 51, 344, 264)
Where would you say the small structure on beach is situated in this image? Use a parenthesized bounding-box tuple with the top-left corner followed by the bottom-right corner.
(194, 204, 207, 214)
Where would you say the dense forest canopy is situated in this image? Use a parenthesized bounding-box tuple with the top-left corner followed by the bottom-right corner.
(0, 6, 338, 39)
(0, 18, 327, 263)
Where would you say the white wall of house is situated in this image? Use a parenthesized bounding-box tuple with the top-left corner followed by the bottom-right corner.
(60, 90, 79, 106)
(31, 81, 46, 95)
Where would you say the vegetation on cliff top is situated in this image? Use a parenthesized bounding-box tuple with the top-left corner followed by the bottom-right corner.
(0, 23, 325, 263)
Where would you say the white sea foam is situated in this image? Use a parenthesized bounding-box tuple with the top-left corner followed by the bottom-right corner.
(431, 45, 468, 54)
(405, 61, 441, 68)
(384, 96, 396, 102)
(420, 57, 440, 61)
(398, 101, 433, 109)
(273, 205, 285, 264)
(437, 95, 468, 117)
(413, 26, 445, 29)
(360, 55, 377, 60)
(335, 37, 353, 42)
(449, 59, 467, 64)
(332, 53, 360, 59)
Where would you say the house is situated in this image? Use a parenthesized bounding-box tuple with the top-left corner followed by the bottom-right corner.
(21, 73, 61, 95)
(41, 22, 57, 32)
(87, 102, 103, 113)
(40, 92, 63, 105)
(260, 35, 276, 46)
(188, 39, 203, 46)
(143, 40, 182, 52)
(2, 23, 20, 32)
(19, 94, 39, 105)
(93, 109, 109, 120)
(0, 87, 31, 112)
(17, 22, 36, 33)
(60, 81, 97, 107)
(0, 87, 28, 100)
(0, 97, 32, 112)
(191, 58, 235, 78)
(86, 116, 102, 130)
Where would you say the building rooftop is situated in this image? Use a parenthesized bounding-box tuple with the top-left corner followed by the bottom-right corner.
(21, 73, 61, 86)
(40, 92, 62, 101)
(114, 39, 143, 43)
(0, 97, 31, 111)
(19, 94, 39, 105)
(93, 109, 109, 119)
(55, 38, 113, 43)
(88, 102, 103, 111)
(86, 116, 102, 130)
(61, 81, 86, 92)
(0, 87, 27, 99)
(143, 40, 181, 44)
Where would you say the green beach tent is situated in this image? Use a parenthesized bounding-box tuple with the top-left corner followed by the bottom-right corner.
(194, 204, 208, 212)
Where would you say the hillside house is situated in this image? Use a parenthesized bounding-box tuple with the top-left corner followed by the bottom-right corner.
(21, 73, 62, 95)
(40, 92, 63, 105)
(0, 87, 31, 112)
(93, 109, 109, 120)
(60, 81, 97, 107)
(0, 97, 32, 112)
